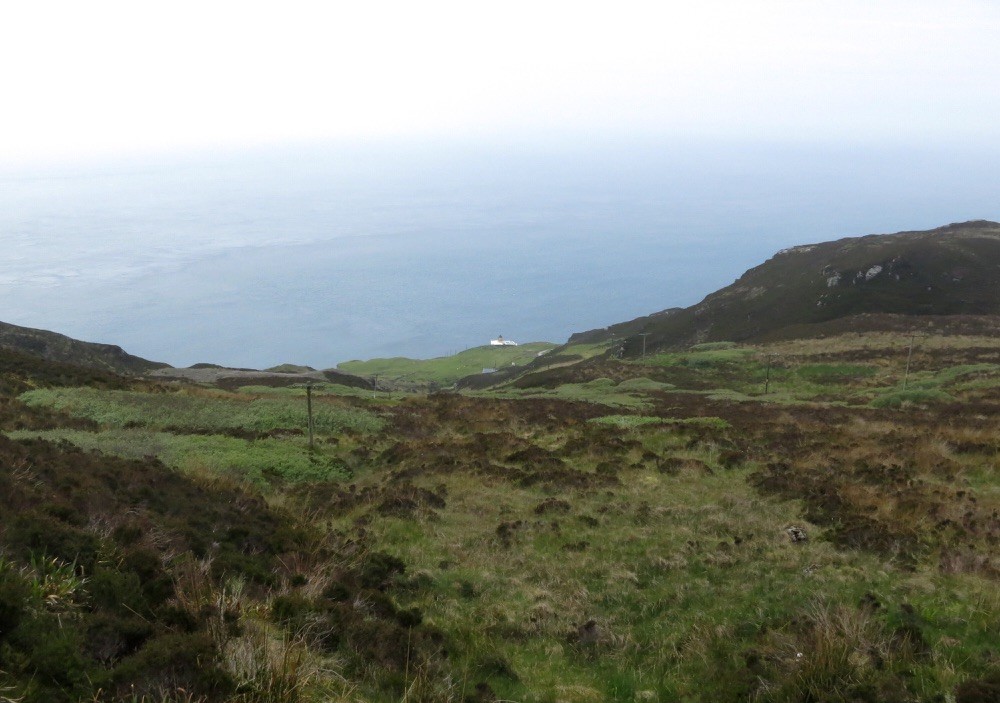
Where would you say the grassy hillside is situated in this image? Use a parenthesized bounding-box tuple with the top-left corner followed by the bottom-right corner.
(337, 342, 557, 389)
(148, 364, 373, 391)
(3, 330, 999, 701)
(571, 221, 1000, 356)
(0, 320, 169, 374)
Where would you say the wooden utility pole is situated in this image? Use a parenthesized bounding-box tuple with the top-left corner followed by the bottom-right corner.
(639, 333, 651, 359)
(903, 333, 916, 390)
(305, 384, 315, 450)
(764, 354, 773, 394)
(372, 374, 378, 399)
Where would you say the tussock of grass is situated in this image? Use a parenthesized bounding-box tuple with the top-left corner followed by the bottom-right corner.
(795, 363, 877, 383)
(614, 377, 674, 392)
(648, 346, 756, 367)
(496, 377, 673, 408)
(689, 341, 740, 351)
(235, 382, 381, 398)
(590, 415, 731, 429)
(922, 363, 999, 387)
(588, 415, 664, 429)
(871, 388, 954, 408)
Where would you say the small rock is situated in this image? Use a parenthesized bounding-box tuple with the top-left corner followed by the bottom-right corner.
(786, 526, 808, 543)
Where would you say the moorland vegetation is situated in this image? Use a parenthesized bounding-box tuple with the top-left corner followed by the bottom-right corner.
(1, 222, 999, 702)
(2, 330, 999, 702)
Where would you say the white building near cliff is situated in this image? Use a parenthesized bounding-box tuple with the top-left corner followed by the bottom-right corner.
(490, 335, 518, 346)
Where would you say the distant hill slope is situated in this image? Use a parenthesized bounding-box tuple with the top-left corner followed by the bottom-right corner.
(148, 364, 373, 391)
(572, 220, 1000, 355)
(0, 320, 169, 374)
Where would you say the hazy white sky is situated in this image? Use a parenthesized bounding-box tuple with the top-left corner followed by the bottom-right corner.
(2, 0, 999, 163)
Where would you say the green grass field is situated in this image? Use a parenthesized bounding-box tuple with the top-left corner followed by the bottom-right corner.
(19, 386, 384, 434)
(493, 377, 672, 408)
(7, 428, 350, 484)
(337, 342, 557, 388)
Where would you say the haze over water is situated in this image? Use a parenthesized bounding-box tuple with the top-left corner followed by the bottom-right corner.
(3, 139, 999, 369)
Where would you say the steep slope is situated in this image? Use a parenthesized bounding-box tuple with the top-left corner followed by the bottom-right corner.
(0, 320, 169, 374)
(573, 220, 1000, 355)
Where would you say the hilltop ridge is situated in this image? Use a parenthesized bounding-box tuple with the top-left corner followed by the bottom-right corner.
(571, 220, 1000, 356)
(0, 320, 169, 374)
(0, 321, 374, 390)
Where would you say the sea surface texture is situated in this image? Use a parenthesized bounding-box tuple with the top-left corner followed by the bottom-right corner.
(2, 140, 998, 368)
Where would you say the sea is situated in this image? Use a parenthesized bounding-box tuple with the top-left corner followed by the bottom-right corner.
(2, 137, 999, 369)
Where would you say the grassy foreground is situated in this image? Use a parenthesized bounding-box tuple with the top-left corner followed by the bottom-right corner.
(1, 333, 999, 702)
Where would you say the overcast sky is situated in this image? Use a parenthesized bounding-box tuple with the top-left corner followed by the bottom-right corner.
(2, 0, 999, 164)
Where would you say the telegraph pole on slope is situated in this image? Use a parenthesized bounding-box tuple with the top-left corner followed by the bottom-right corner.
(638, 333, 651, 359)
(306, 384, 315, 450)
(902, 333, 917, 390)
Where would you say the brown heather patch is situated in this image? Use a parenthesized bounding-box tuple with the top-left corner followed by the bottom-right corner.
(390, 393, 610, 435)
(0, 395, 100, 432)
(357, 359, 1000, 586)
(760, 331, 1000, 359)
(745, 402, 1000, 575)
(0, 396, 453, 702)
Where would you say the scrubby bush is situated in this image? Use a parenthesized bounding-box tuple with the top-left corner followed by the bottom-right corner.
(615, 377, 674, 391)
(871, 388, 953, 408)
(589, 415, 663, 429)
(0, 562, 31, 634)
(110, 632, 234, 700)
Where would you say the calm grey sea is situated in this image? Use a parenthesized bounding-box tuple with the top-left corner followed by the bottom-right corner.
(2, 139, 998, 368)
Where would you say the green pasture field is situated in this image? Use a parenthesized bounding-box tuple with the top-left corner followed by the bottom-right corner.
(7, 428, 349, 485)
(337, 342, 557, 387)
(18, 386, 384, 434)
